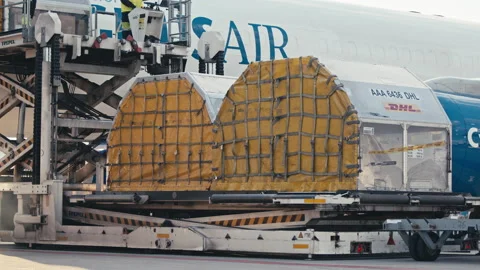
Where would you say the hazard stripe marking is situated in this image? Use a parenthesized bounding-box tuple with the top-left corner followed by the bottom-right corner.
(206, 214, 306, 227)
(81, 212, 158, 227)
(0, 75, 35, 107)
(70, 210, 306, 229)
(0, 137, 34, 174)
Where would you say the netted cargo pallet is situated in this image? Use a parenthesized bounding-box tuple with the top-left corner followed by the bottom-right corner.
(210, 56, 360, 192)
(107, 73, 235, 191)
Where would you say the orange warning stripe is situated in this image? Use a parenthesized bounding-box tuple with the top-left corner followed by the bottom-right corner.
(0, 75, 36, 173)
(0, 75, 35, 107)
(0, 137, 34, 173)
(23, 159, 33, 169)
(0, 96, 13, 110)
(0, 135, 33, 170)
(15, 88, 35, 106)
(206, 214, 306, 227)
(69, 211, 306, 229)
(83, 211, 162, 227)
(0, 94, 20, 118)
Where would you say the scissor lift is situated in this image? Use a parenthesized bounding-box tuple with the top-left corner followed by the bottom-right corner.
(0, 0, 478, 260)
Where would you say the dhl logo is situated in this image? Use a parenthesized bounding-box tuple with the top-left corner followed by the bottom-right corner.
(384, 103, 421, 113)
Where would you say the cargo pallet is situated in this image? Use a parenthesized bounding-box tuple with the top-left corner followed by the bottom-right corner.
(0, 0, 479, 261)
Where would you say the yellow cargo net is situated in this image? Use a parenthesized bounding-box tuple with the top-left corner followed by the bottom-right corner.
(211, 56, 360, 192)
(107, 57, 361, 193)
(107, 76, 215, 191)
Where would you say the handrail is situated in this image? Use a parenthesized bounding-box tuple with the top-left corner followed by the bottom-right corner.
(0, 1, 25, 9)
(0, 0, 31, 34)
(91, 6, 120, 39)
(95, 10, 119, 38)
(91, 4, 97, 36)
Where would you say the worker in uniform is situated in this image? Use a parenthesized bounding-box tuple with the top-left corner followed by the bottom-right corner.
(21, 0, 37, 26)
(121, 0, 144, 38)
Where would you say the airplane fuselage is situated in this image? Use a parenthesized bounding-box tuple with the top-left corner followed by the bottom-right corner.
(90, 0, 480, 81)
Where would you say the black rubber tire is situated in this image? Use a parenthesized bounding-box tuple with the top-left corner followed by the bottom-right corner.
(411, 232, 441, 261)
(409, 233, 422, 261)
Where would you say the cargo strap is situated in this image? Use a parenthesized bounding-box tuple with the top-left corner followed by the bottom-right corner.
(368, 141, 447, 155)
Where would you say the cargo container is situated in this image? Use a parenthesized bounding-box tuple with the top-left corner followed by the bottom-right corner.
(107, 56, 452, 194)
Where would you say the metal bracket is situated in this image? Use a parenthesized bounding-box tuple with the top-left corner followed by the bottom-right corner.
(40, 27, 47, 47)
(114, 43, 122, 62)
(0, 183, 49, 195)
(417, 231, 452, 250)
(72, 35, 82, 60)
(153, 44, 162, 64)
(56, 118, 113, 130)
(188, 227, 208, 251)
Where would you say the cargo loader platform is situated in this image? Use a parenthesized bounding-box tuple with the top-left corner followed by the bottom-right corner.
(64, 189, 480, 231)
(1, 0, 479, 259)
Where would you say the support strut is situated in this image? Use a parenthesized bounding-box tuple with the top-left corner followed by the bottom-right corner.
(32, 44, 43, 185)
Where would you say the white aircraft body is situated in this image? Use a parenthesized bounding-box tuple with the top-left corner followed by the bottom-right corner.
(90, 0, 480, 82)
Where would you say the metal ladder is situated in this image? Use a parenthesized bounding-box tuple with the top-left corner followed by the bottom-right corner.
(167, 0, 191, 46)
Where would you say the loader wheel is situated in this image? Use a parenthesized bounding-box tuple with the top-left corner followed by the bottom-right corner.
(408, 233, 422, 261)
(410, 232, 441, 261)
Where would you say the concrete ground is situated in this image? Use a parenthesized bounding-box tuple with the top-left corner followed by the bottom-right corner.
(0, 243, 478, 270)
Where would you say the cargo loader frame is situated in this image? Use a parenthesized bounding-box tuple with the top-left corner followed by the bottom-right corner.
(4, 178, 476, 258)
(384, 216, 480, 261)
(0, 0, 477, 260)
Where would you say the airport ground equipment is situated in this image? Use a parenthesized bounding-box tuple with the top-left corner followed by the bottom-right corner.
(0, 0, 479, 259)
(196, 31, 225, 75)
(0, 0, 190, 184)
(384, 212, 480, 261)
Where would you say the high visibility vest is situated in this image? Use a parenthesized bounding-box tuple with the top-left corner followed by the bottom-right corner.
(121, 0, 143, 30)
(21, 0, 37, 26)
